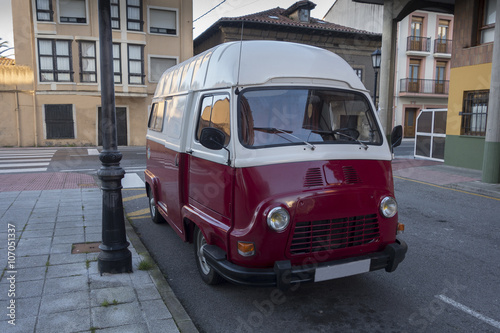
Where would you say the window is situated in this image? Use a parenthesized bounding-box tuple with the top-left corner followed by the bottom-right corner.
(480, 0, 496, 43)
(113, 43, 122, 84)
(38, 39, 73, 82)
(150, 57, 176, 82)
(127, 0, 143, 31)
(238, 89, 381, 148)
(197, 95, 231, 146)
(79, 41, 96, 83)
(461, 91, 489, 136)
(128, 44, 144, 84)
(111, 0, 120, 29)
(408, 59, 421, 92)
(410, 16, 425, 51)
(36, 0, 53, 21)
(148, 101, 166, 132)
(45, 104, 75, 139)
(436, 19, 450, 53)
(435, 61, 447, 94)
(353, 68, 363, 81)
(149, 8, 177, 35)
(59, 0, 86, 24)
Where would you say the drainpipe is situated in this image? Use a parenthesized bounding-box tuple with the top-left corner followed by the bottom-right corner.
(481, 0, 500, 184)
(15, 85, 21, 147)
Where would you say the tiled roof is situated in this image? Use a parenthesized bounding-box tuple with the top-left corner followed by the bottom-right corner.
(0, 58, 15, 66)
(198, 6, 380, 40)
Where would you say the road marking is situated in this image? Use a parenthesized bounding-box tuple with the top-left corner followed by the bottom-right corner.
(0, 162, 50, 168)
(394, 176, 500, 201)
(0, 168, 48, 174)
(122, 173, 144, 188)
(88, 148, 100, 155)
(123, 193, 147, 202)
(0, 154, 54, 159)
(0, 158, 51, 163)
(127, 208, 150, 217)
(436, 295, 500, 329)
(61, 169, 96, 172)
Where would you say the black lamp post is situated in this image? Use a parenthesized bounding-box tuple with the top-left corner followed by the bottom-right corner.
(371, 49, 381, 107)
(97, 0, 132, 274)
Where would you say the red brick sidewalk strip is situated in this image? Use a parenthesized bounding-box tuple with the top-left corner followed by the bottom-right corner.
(0, 172, 98, 192)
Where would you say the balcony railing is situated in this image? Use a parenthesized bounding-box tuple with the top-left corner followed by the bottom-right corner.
(434, 39, 452, 54)
(407, 36, 431, 52)
(400, 78, 449, 95)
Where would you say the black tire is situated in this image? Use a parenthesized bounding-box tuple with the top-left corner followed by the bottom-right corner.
(148, 187, 165, 224)
(194, 227, 224, 285)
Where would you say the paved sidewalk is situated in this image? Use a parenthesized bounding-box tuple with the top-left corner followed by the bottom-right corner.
(0, 175, 197, 332)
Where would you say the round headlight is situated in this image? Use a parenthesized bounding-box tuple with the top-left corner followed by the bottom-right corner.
(267, 207, 290, 232)
(380, 196, 398, 218)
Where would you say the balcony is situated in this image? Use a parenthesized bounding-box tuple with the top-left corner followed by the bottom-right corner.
(433, 39, 452, 57)
(406, 36, 431, 54)
(400, 78, 449, 95)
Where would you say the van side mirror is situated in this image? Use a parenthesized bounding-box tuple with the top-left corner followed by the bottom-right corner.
(200, 127, 226, 150)
(390, 125, 403, 150)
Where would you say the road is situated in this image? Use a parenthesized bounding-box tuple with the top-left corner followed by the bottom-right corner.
(2, 145, 499, 332)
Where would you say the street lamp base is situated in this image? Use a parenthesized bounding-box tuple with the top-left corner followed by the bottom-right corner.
(98, 248, 133, 274)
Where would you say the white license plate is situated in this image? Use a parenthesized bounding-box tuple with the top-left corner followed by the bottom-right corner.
(314, 259, 371, 282)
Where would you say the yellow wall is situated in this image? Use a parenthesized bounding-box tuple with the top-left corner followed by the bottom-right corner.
(446, 63, 492, 136)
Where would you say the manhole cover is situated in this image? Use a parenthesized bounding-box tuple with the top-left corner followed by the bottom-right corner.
(72, 242, 101, 254)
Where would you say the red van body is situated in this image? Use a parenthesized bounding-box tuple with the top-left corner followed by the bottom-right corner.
(145, 41, 407, 290)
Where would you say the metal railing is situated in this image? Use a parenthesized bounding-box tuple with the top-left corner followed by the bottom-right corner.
(400, 78, 449, 95)
(434, 39, 452, 54)
(407, 36, 431, 52)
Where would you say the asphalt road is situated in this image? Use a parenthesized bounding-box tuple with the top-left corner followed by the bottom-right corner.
(123, 165, 500, 332)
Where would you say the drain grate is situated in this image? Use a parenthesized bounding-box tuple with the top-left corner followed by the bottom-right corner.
(72, 242, 101, 254)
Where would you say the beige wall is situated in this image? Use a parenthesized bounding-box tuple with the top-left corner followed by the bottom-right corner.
(5, 0, 193, 147)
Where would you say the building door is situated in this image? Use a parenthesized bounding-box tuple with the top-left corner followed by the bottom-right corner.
(410, 16, 424, 50)
(435, 61, 447, 94)
(436, 19, 450, 53)
(404, 108, 419, 138)
(98, 107, 128, 146)
(409, 59, 421, 92)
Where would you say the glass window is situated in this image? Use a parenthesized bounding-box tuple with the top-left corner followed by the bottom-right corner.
(149, 8, 177, 35)
(238, 88, 381, 148)
(111, 0, 120, 29)
(461, 90, 489, 136)
(128, 44, 144, 85)
(112, 43, 122, 84)
(59, 0, 86, 24)
(150, 57, 176, 82)
(36, 0, 53, 21)
(353, 68, 363, 81)
(148, 101, 165, 132)
(197, 95, 231, 146)
(127, 0, 142, 31)
(45, 104, 75, 139)
(79, 41, 96, 83)
(480, 0, 496, 43)
(38, 39, 73, 82)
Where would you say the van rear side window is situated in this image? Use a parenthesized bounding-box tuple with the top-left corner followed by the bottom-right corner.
(196, 94, 231, 146)
(148, 101, 165, 132)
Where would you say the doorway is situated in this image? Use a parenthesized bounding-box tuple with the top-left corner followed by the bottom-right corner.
(404, 108, 419, 138)
(98, 107, 128, 146)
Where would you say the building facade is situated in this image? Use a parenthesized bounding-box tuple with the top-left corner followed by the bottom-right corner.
(194, 1, 382, 97)
(2, 0, 192, 147)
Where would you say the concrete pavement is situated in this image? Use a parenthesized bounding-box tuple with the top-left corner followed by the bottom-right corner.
(0, 155, 499, 333)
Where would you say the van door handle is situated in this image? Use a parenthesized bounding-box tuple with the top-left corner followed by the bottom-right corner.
(186, 149, 193, 155)
(174, 154, 179, 167)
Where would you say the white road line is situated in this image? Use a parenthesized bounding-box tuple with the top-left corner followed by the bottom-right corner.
(0, 168, 47, 174)
(88, 148, 100, 155)
(0, 158, 52, 163)
(60, 169, 97, 172)
(0, 162, 50, 168)
(122, 173, 145, 188)
(436, 295, 500, 329)
(0, 154, 55, 159)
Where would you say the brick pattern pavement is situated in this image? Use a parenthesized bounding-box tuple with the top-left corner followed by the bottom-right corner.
(0, 173, 98, 192)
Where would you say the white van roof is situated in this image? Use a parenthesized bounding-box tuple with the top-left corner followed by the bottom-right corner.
(154, 40, 366, 98)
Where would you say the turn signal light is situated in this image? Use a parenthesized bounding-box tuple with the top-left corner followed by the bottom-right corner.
(397, 223, 405, 234)
(237, 242, 255, 257)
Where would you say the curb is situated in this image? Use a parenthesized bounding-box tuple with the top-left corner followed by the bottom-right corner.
(124, 216, 199, 333)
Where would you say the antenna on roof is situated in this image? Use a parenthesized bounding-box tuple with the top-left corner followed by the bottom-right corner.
(236, 21, 244, 93)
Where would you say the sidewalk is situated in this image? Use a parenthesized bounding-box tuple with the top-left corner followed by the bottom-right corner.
(0, 173, 197, 333)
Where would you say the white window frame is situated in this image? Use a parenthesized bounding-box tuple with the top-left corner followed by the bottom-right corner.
(148, 55, 178, 83)
(147, 6, 179, 37)
(57, 0, 89, 25)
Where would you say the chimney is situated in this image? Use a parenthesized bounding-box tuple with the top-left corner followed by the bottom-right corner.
(283, 1, 317, 23)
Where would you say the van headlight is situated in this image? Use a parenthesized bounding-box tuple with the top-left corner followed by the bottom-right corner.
(380, 196, 398, 218)
(267, 207, 290, 232)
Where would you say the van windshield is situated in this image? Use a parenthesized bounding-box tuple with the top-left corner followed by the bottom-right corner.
(238, 88, 382, 149)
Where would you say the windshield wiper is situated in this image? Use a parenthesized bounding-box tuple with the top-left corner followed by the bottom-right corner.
(311, 129, 368, 150)
(253, 127, 316, 151)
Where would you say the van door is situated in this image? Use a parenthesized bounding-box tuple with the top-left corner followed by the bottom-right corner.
(187, 94, 233, 225)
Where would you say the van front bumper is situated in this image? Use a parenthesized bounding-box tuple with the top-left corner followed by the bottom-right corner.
(203, 239, 407, 291)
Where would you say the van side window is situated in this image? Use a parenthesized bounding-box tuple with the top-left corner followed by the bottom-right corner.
(196, 95, 230, 146)
(148, 101, 165, 132)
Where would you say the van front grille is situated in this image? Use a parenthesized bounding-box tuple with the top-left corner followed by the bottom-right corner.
(289, 214, 380, 254)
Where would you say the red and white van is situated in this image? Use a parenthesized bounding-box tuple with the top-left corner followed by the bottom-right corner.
(145, 41, 407, 290)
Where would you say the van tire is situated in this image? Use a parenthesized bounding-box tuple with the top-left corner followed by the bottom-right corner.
(194, 227, 224, 285)
(148, 187, 165, 224)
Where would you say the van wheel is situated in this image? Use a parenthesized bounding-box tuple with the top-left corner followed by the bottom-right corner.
(148, 188, 164, 224)
(194, 227, 224, 285)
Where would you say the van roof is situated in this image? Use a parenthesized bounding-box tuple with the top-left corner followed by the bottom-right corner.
(154, 40, 366, 97)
